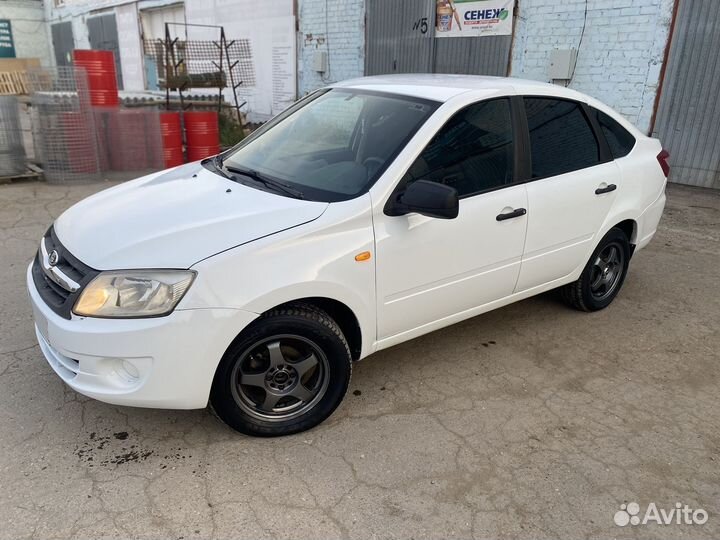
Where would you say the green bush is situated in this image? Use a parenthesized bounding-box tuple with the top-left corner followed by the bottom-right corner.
(219, 112, 245, 149)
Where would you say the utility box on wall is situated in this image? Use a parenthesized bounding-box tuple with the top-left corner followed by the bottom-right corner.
(313, 50, 328, 73)
(549, 48, 577, 80)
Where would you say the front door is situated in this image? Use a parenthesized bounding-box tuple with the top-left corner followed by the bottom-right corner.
(515, 97, 619, 291)
(374, 97, 528, 341)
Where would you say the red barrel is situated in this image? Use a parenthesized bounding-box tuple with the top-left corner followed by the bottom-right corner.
(184, 111, 220, 161)
(160, 112, 184, 168)
(73, 50, 119, 107)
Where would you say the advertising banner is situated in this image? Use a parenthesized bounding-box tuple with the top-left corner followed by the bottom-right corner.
(435, 0, 513, 38)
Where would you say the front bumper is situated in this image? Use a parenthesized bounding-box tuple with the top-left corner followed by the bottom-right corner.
(27, 264, 258, 409)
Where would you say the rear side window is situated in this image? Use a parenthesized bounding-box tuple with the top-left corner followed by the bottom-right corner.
(524, 98, 600, 178)
(402, 98, 514, 197)
(594, 108, 636, 158)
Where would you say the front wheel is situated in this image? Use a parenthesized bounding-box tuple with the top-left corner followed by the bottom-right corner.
(561, 227, 631, 312)
(210, 304, 352, 436)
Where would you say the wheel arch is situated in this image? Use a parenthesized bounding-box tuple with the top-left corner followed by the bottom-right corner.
(614, 218, 638, 245)
(268, 297, 363, 361)
(224, 295, 365, 362)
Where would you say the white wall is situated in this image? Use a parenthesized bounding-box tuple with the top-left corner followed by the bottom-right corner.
(510, 0, 675, 133)
(0, 0, 52, 64)
(184, 0, 296, 121)
(297, 0, 365, 96)
(140, 3, 185, 40)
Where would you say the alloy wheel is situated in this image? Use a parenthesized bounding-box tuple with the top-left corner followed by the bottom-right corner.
(589, 242, 625, 301)
(230, 334, 330, 422)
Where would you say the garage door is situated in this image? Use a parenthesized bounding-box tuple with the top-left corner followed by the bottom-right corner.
(365, 0, 435, 75)
(652, 0, 720, 189)
(365, 0, 512, 76)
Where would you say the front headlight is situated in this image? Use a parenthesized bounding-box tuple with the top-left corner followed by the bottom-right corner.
(73, 270, 196, 318)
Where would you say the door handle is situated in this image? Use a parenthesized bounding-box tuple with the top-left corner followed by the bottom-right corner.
(496, 208, 527, 221)
(595, 184, 617, 195)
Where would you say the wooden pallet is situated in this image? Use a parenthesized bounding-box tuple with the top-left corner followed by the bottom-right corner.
(0, 71, 28, 95)
(0, 169, 41, 185)
(0, 59, 40, 95)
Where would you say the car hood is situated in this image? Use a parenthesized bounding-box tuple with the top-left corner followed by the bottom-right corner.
(54, 163, 328, 269)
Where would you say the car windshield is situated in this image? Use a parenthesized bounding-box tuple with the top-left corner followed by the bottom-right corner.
(220, 89, 438, 201)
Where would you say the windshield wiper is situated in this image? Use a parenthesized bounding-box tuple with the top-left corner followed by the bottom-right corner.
(224, 164, 305, 199)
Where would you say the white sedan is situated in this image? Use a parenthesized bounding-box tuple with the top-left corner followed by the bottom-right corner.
(27, 75, 668, 436)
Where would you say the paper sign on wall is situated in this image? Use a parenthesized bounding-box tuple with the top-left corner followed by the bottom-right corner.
(435, 0, 513, 37)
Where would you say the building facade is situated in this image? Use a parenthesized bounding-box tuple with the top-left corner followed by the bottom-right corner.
(43, 0, 297, 120)
(34, 0, 676, 132)
(2, 0, 717, 187)
(297, 0, 365, 96)
(511, 0, 674, 134)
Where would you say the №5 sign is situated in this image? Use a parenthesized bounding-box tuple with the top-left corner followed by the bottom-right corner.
(0, 20, 15, 58)
(435, 0, 513, 37)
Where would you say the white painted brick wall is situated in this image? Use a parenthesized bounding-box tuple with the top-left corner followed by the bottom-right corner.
(0, 0, 52, 65)
(297, 0, 365, 95)
(510, 0, 675, 133)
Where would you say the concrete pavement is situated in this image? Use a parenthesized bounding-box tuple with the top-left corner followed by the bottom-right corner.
(0, 180, 718, 539)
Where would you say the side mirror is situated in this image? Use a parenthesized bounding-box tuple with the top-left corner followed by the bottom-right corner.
(387, 180, 459, 219)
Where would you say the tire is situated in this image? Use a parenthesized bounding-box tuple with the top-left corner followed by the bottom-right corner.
(561, 227, 631, 312)
(210, 303, 352, 437)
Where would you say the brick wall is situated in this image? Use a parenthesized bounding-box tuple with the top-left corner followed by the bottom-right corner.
(297, 0, 365, 96)
(510, 0, 675, 133)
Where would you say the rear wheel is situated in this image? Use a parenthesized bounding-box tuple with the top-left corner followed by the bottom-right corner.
(561, 227, 630, 311)
(210, 304, 351, 436)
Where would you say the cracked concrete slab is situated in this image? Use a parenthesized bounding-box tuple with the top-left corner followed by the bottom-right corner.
(0, 180, 718, 539)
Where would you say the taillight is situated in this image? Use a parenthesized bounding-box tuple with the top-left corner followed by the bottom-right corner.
(657, 149, 670, 177)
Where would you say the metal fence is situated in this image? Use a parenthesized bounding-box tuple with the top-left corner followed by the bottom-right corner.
(26, 66, 165, 184)
(0, 96, 26, 176)
(93, 107, 164, 173)
(27, 66, 102, 184)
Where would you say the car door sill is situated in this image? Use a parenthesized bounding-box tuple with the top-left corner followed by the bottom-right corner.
(383, 256, 521, 305)
(375, 271, 579, 352)
(520, 233, 594, 262)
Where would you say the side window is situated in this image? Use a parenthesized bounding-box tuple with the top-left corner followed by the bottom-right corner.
(594, 108, 636, 158)
(524, 98, 600, 178)
(402, 98, 514, 197)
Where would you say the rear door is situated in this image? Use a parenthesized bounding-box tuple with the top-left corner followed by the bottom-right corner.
(515, 97, 620, 292)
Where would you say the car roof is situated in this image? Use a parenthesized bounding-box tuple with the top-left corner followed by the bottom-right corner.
(332, 74, 584, 102)
(331, 74, 643, 137)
